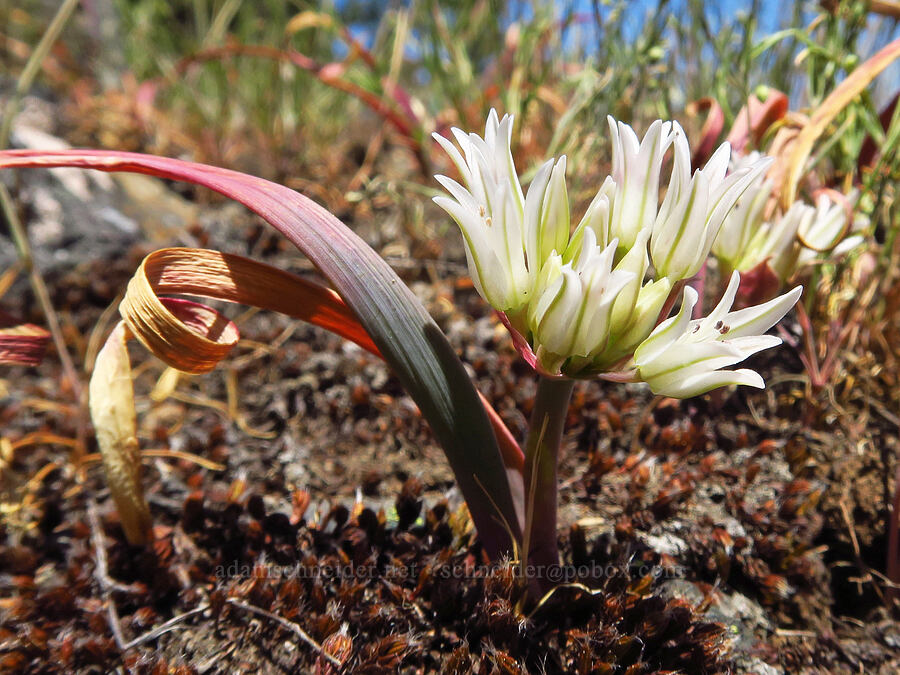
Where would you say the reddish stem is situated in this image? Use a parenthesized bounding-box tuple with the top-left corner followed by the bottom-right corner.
(794, 302, 823, 389)
(655, 279, 687, 328)
(522, 376, 574, 595)
(152, 44, 428, 171)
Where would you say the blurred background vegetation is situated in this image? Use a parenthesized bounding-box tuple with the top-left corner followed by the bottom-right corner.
(1, 0, 898, 236)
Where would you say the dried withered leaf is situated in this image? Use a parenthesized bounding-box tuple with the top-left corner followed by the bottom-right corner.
(359, 634, 410, 669)
(315, 625, 353, 675)
(442, 645, 472, 674)
(0, 653, 28, 672)
(131, 606, 158, 630)
(0, 312, 50, 366)
(89, 321, 152, 546)
(488, 649, 524, 675)
(778, 38, 900, 208)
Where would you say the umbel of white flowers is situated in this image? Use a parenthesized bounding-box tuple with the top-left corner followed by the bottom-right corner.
(433, 111, 801, 396)
(711, 151, 867, 282)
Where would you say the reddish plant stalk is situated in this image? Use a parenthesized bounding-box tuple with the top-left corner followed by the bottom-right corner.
(522, 376, 575, 594)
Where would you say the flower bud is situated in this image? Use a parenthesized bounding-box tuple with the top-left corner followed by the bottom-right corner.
(528, 230, 632, 374)
(608, 118, 675, 251)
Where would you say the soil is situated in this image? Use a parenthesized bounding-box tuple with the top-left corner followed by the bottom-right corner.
(1, 96, 899, 674)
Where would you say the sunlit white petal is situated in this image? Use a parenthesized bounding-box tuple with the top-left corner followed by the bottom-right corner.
(633, 272, 801, 398)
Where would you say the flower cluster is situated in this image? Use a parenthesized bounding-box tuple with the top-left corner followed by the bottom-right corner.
(711, 152, 867, 282)
(433, 111, 801, 397)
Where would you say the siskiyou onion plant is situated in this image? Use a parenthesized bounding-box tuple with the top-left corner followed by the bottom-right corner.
(0, 110, 801, 596)
(430, 111, 801, 584)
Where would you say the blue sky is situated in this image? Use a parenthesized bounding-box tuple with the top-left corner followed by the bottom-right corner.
(336, 1, 899, 106)
(588, 0, 784, 35)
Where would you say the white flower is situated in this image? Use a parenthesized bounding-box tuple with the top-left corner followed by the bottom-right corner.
(650, 130, 771, 281)
(606, 226, 652, 331)
(798, 192, 854, 251)
(432, 110, 569, 311)
(712, 160, 867, 282)
(712, 152, 772, 268)
(831, 213, 868, 257)
(604, 276, 672, 364)
(434, 112, 801, 387)
(743, 201, 811, 281)
(527, 228, 633, 373)
(607, 118, 675, 251)
(598, 227, 671, 365)
(565, 175, 616, 256)
(525, 155, 570, 273)
(633, 272, 802, 398)
(728, 194, 865, 282)
(795, 191, 867, 267)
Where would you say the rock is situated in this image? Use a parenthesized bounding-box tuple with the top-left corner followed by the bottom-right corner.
(881, 620, 900, 648)
(709, 589, 779, 674)
(735, 657, 783, 675)
(710, 589, 775, 633)
(639, 531, 688, 556)
(658, 578, 705, 606)
(1, 117, 197, 277)
(658, 580, 781, 674)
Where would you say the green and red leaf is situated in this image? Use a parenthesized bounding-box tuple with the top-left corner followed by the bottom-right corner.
(0, 149, 522, 557)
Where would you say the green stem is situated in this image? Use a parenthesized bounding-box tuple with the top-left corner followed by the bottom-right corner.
(522, 375, 575, 593)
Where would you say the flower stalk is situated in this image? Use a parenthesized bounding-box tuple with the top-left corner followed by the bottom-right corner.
(521, 375, 575, 592)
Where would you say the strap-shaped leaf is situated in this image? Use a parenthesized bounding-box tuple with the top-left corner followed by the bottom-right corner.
(123, 248, 525, 475)
(779, 37, 900, 208)
(0, 150, 521, 557)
